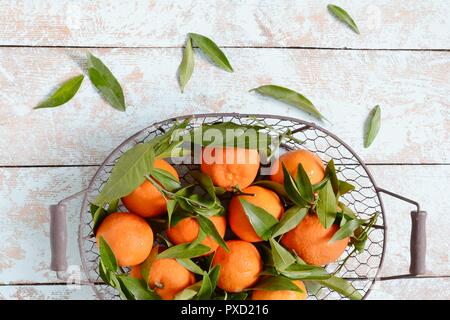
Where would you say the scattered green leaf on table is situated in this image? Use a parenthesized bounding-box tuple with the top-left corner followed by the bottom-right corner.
(239, 199, 279, 240)
(269, 238, 296, 271)
(197, 214, 229, 251)
(271, 206, 307, 238)
(327, 4, 360, 34)
(250, 85, 325, 121)
(94, 143, 154, 206)
(99, 236, 117, 272)
(87, 52, 126, 111)
(178, 37, 195, 92)
(117, 275, 160, 300)
(253, 275, 304, 292)
(157, 243, 210, 259)
(364, 105, 381, 148)
(35, 74, 84, 109)
(316, 180, 337, 229)
(189, 33, 233, 72)
(317, 275, 363, 300)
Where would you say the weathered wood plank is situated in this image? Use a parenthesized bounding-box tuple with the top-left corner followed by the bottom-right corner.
(1, 0, 449, 49)
(0, 285, 96, 300)
(0, 165, 449, 301)
(0, 48, 448, 165)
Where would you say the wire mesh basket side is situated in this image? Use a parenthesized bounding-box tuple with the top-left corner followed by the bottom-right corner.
(78, 114, 386, 300)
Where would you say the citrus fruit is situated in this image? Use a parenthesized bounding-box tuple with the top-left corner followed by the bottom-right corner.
(252, 279, 307, 300)
(96, 212, 153, 267)
(122, 159, 179, 218)
(166, 215, 227, 253)
(270, 149, 325, 185)
(148, 258, 196, 300)
(228, 186, 284, 242)
(211, 240, 262, 292)
(281, 213, 349, 265)
(201, 146, 260, 191)
(130, 258, 195, 300)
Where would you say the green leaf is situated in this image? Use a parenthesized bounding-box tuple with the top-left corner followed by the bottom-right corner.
(324, 160, 339, 195)
(140, 247, 159, 282)
(157, 243, 210, 259)
(280, 263, 330, 280)
(90, 204, 108, 232)
(316, 181, 337, 229)
(330, 219, 361, 243)
(338, 202, 357, 220)
(312, 176, 330, 191)
(189, 170, 218, 201)
(197, 272, 213, 300)
(197, 215, 229, 251)
(166, 199, 177, 228)
(252, 180, 290, 199)
(253, 276, 304, 292)
(187, 226, 207, 249)
(208, 265, 220, 292)
(117, 275, 161, 300)
(271, 206, 307, 238)
(188, 122, 271, 152)
(327, 4, 360, 34)
(153, 119, 191, 158)
(35, 75, 84, 109)
(250, 85, 324, 121)
(98, 259, 112, 285)
(178, 37, 195, 92)
(296, 163, 314, 203)
(174, 282, 202, 300)
(98, 236, 117, 272)
(282, 163, 307, 207)
(188, 33, 233, 72)
(151, 168, 181, 192)
(338, 180, 355, 195)
(226, 292, 248, 300)
(94, 143, 154, 205)
(269, 238, 296, 271)
(239, 199, 279, 240)
(317, 275, 363, 300)
(177, 258, 204, 275)
(87, 52, 126, 111)
(364, 105, 381, 148)
(107, 199, 119, 214)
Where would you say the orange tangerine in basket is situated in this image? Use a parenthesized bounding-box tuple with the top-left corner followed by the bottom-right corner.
(270, 149, 325, 185)
(166, 215, 227, 254)
(228, 186, 284, 242)
(212, 240, 262, 293)
(281, 213, 349, 265)
(252, 279, 307, 300)
(122, 159, 179, 218)
(96, 212, 153, 267)
(130, 258, 195, 300)
(201, 147, 260, 191)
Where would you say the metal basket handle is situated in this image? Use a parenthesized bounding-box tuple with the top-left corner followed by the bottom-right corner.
(49, 189, 90, 280)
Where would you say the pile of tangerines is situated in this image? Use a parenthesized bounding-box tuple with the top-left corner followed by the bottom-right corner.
(94, 124, 369, 300)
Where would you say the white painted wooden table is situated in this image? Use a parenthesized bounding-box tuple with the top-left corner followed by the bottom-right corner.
(0, 0, 449, 300)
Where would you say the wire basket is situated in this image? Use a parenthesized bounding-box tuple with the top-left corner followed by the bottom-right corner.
(49, 113, 431, 300)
